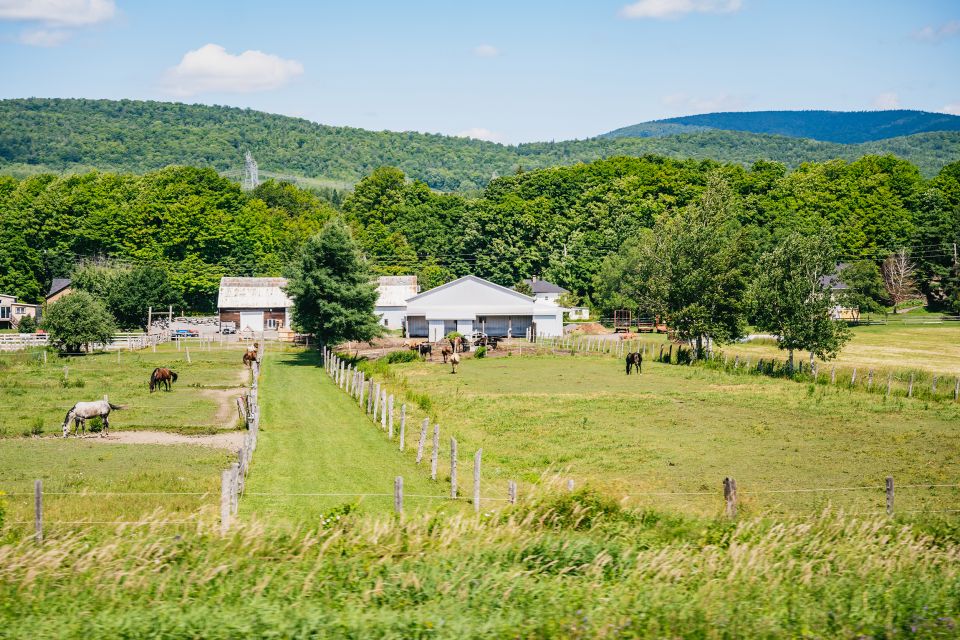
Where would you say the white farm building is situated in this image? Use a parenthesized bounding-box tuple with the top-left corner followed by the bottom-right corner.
(375, 276, 419, 330)
(217, 277, 293, 332)
(403, 275, 564, 340)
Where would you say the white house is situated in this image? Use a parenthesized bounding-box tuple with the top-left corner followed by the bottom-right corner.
(404, 275, 564, 340)
(0, 293, 40, 330)
(217, 277, 293, 332)
(375, 276, 418, 330)
(522, 277, 568, 305)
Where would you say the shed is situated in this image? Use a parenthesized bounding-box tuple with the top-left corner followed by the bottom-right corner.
(217, 277, 292, 332)
(375, 276, 418, 330)
(404, 275, 564, 340)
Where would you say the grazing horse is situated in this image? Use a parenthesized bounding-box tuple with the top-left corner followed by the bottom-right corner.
(149, 367, 178, 392)
(441, 346, 453, 363)
(449, 352, 461, 374)
(625, 352, 643, 375)
(62, 400, 124, 438)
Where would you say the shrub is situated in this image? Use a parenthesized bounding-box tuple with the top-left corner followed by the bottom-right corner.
(383, 350, 420, 364)
(474, 346, 487, 358)
(15, 315, 37, 333)
(42, 291, 117, 353)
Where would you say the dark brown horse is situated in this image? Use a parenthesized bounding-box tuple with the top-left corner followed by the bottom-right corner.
(625, 352, 642, 375)
(150, 367, 178, 392)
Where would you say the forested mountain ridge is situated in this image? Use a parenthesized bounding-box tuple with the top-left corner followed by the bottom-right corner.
(2, 98, 959, 190)
(601, 110, 960, 144)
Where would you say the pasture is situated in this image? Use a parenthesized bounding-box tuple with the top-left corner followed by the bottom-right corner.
(379, 352, 960, 516)
(0, 342, 253, 528)
(0, 343, 249, 437)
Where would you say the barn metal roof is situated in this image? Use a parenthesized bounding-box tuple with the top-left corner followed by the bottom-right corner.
(375, 275, 418, 307)
(217, 277, 292, 309)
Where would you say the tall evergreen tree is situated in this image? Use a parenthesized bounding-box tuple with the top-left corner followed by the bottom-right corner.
(285, 219, 381, 346)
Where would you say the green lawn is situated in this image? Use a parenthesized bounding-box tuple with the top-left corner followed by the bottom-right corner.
(0, 343, 250, 437)
(377, 353, 960, 516)
(242, 349, 451, 520)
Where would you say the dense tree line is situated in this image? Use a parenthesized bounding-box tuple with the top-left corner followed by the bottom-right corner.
(2, 99, 960, 193)
(2, 154, 958, 319)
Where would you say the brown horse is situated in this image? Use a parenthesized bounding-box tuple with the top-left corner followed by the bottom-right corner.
(440, 346, 453, 363)
(150, 367, 178, 392)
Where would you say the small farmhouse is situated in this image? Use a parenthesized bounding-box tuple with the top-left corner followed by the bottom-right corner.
(820, 263, 859, 321)
(217, 277, 292, 332)
(46, 278, 73, 305)
(404, 275, 564, 340)
(0, 294, 40, 330)
(522, 277, 568, 304)
(375, 276, 418, 330)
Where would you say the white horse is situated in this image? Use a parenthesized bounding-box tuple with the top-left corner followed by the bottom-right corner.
(62, 400, 124, 438)
(450, 352, 461, 374)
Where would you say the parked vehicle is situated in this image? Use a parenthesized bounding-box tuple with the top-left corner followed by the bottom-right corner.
(173, 328, 199, 339)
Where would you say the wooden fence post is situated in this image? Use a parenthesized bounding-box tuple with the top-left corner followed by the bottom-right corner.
(63, 365, 68, 381)
(220, 469, 231, 535)
(908, 373, 914, 398)
(373, 383, 380, 419)
(932, 376, 938, 394)
(430, 423, 440, 480)
(723, 477, 737, 519)
(886, 476, 894, 517)
(886, 372, 892, 397)
(399, 404, 406, 451)
(867, 369, 873, 391)
(394, 476, 403, 514)
(34, 479, 42, 544)
(230, 462, 240, 515)
(416, 418, 428, 463)
(851, 367, 857, 386)
(381, 390, 387, 430)
(508, 480, 517, 505)
(830, 366, 836, 384)
(473, 448, 482, 513)
(450, 437, 458, 498)
(567, 479, 575, 492)
(388, 394, 394, 438)
(954, 377, 959, 402)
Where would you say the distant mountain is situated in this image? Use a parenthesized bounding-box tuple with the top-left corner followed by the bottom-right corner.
(601, 110, 960, 144)
(1, 99, 959, 190)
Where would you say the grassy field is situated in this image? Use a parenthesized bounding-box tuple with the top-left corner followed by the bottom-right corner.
(373, 352, 960, 516)
(2, 498, 958, 638)
(243, 349, 451, 520)
(0, 343, 250, 437)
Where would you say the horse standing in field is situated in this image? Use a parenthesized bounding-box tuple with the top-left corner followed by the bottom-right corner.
(149, 367, 178, 392)
(62, 400, 124, 437)
(625, 352, 643, 375)
(441, 346, 453, 363)
(243, 344, 259, 367)
(418, 343, 433, 360)
(449, 352, 461, 374)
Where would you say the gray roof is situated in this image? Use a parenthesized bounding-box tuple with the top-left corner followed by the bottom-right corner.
(217, 277, 292, 309)
(819, 263, 850, 291)
(376, 275, 418, 307)
(48, 278, 71, 297)
(522, 278, 568, 295)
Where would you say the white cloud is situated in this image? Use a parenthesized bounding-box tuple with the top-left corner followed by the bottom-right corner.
(163, 44, 304, 96)
(620, 0, 742, 20)
(662, 92, 747, 113)
(942, 103, 960, 116)
(456, 128, 505, 143)
(473, 44, 499, 57)
(913, 20, 960, 43)
(0, 0, 115, 26)
(873, 92, 900, 109)
(18, 27, 70, 46)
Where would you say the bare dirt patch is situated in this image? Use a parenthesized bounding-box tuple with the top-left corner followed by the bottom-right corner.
(200, 388, 246, 426)
(75, 430, 244, 450)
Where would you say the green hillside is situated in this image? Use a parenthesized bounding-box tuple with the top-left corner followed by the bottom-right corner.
(1, 99, 960, 190)
(602, 109, 960, 144)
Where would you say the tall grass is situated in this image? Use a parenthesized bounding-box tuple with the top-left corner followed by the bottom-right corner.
(2, 492, 958, 638)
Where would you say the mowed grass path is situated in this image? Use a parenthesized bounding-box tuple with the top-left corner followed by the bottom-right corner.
(242, 350, 449, 520)
(385, 354, 960, 516)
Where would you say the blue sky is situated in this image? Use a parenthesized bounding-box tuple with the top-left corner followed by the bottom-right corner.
(1, 0, 958, 143)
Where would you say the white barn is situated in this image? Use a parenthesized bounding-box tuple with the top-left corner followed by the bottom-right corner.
(375, 276, 418, 330)
(217, 277, 293, 332)
(404, 275, 564, 341)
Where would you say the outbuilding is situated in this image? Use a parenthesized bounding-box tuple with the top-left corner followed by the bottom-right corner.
(404, 275, 564, 340)
(217, 277, 292, 333)
(375, 275, 418, 330)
